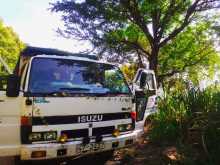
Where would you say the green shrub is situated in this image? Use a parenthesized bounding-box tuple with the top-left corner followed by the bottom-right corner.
(149, 85, 220, 164)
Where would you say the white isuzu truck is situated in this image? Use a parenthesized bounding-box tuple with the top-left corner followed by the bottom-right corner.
(0, 46, 157, 164)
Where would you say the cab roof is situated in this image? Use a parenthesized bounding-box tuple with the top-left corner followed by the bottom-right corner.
(21, 46, 98, 60)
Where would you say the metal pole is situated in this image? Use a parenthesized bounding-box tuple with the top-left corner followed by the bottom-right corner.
(0, 56, 12, 74)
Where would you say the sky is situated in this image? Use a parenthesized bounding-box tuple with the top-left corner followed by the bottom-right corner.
(0, 0, 91, 52)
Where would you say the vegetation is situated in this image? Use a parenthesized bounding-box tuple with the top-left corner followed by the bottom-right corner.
(49, 2, 220, 162)
(51, 0, 220, 82)
(1, 1, 219, 164)
(120, 63, 138, 83)
(0, 19, 24, 75)
(149, 83, 220, 164)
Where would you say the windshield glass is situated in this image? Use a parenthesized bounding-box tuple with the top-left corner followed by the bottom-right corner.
(28, 58, 130, 96)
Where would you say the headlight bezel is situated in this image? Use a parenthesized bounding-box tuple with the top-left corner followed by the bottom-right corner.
(117, 123, 133, 132)
(28, 132, 42, 142)
(29, 131, 57, 142)
(43, 131, 57, 141)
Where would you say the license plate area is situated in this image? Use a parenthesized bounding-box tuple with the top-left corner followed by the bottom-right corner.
(76, 143, 105, 154)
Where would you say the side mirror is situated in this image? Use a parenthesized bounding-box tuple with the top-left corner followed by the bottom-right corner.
(6, 75, 21, 97)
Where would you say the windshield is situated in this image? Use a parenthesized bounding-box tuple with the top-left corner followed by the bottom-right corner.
(28, 58, 131, 96)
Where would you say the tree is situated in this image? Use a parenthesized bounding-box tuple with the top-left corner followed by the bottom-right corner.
(159, 21, 220, 83)
(121, 63, 138, 82)
(0, 20, 24, 75)
(51, 0, 220, 81)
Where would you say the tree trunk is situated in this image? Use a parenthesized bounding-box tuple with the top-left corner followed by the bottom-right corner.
(149, 46, 161, 87)
(149, 47, 159, 76)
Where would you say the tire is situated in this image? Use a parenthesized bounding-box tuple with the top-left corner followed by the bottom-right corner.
(14, 158, 32, 165)
(144, 118, 152, 134)
(0, 156, 16, 165)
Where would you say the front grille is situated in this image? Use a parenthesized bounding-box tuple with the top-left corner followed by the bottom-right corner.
(92, 126, 115, 136)
(32, 112, 131, 126)
(61, 129, 88, 139)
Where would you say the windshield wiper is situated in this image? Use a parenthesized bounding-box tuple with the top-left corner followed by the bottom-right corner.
(25, 91, 68, 97)
(90, 91, 130, 96)
(59, 87, 90, 91)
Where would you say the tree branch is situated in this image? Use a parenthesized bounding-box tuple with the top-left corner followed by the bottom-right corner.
(120, 39, 151, 57)
(122, 0, 154, 46)
(159, 0, 200, 47)
(152, 9, 161, 40)
(158, 0, 183, 40)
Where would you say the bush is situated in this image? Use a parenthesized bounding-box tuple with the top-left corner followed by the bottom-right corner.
(149, 85, 220, 163)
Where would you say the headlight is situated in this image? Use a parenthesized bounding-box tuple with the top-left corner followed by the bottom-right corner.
(43, 131, 57, 141)
(29, 133, 42, 141)
(29, 131, 57, 142)
(126, 124, 133, 131)
(118, 124, 133, 132)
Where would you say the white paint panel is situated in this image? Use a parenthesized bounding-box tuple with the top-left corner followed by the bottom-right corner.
(32, 97, 132, 116)
(0, 91, 22, 155)
(32, 119, 131, 132)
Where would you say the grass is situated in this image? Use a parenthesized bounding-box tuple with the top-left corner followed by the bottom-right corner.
(148, 85, 220, 164)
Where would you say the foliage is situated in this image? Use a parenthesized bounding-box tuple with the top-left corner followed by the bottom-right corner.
(120, 63, 138, 83)
(159, 22, 220, 83)
(149, 84, 220, 164)
(51, 0, 220, 82)
(0, 19, 24, 75)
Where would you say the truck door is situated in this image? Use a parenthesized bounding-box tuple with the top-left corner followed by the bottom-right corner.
(0, 61, 21, 156)
(133, 69, 157, 130)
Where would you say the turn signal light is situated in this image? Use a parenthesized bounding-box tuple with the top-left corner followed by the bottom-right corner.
(31, 151, 46, 158)
(112, 129, 120, 137)
(59, 134, 68, 143)
(130, 111, 136, 120)
(21, 116, 31, 126)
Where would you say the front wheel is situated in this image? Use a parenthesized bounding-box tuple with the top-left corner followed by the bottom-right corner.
(144, 117, 153, 134)
(14, 158, 33, 165)
(0, 157, 17, 165)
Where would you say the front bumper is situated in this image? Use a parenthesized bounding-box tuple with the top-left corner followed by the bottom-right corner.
(20, 130, 143, 160)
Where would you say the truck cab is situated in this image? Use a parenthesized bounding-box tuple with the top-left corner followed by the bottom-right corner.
(0, 46, 157, 161)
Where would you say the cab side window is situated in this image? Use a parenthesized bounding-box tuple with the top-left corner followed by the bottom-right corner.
(139, 72, 155, 90)
(146, 74, 155, 90)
